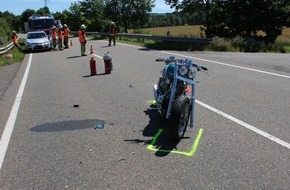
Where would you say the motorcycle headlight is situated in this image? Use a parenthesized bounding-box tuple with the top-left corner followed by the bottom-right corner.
(179, 66, 188, 76)
(188, 67, 197, 78)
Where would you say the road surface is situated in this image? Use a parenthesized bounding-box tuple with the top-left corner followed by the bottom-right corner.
(0, 38, 289, 189)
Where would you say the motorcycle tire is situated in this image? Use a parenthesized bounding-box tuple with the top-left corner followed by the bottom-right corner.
(168, 95, 190, 142)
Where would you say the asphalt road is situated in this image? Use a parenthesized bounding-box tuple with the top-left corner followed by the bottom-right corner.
(0, 38, 289, 190)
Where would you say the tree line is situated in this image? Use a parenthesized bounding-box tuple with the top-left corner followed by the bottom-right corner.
(1, 0, 289, 44)
(165, 0, 290, 42)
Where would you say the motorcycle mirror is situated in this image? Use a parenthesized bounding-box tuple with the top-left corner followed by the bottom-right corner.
(201, 66, 208, 71)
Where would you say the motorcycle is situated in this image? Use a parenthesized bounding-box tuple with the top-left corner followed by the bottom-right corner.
(153, 56, 208, 141)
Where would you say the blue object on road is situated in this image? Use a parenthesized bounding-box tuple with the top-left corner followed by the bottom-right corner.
(94, 121, 104, 129)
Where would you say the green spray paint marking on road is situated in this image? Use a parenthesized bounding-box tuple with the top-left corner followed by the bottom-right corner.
(147, 100, 156, 105)
(147, 128, 204, 156)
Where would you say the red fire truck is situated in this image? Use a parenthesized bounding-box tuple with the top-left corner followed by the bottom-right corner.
(27, 14, 56, 35)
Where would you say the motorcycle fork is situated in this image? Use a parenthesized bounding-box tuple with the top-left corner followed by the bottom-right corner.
(166, 70, 179, 119)
(166, 76, 196, 129)
(189, 80, 196, 129)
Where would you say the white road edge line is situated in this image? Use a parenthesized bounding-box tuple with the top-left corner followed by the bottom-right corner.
(160, 51, 290, 79)
(113, 42, 290, 79)
(196, 100, 290, 150)
(0, 53, 33, 169)
(92, 54, 103, 59)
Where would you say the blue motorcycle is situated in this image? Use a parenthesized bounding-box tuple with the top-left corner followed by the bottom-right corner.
(153, 56, 208, 141)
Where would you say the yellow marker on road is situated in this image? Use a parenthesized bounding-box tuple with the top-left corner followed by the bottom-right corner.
(147, 128, 204, 157)
(147, 100, 156, 105)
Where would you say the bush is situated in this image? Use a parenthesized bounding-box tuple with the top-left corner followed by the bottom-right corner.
(231, 36, 244, 50)
(273, 40, 290, 53)
(209, 37, 231, 51)
(243, 37, 265, 52)
(0, 18, 12, 44)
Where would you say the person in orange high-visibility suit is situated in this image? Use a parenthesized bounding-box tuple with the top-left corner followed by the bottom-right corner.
(11, 31, 22, 51)
(57, 24, 64, 50)
(63, 24, 70, 49)
(108, 22, 118, 46)
(51, 26, 57, 49)
(78, 24, 87, 56)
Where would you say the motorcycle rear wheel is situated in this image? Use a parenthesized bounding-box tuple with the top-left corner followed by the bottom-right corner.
(168, 95, 190, 142)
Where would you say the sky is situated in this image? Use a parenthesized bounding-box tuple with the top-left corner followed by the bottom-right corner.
(0, 0, 174, 16)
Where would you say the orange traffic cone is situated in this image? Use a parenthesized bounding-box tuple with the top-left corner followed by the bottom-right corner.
(70, 40, 73, 46)
(90, 45, 94, 54)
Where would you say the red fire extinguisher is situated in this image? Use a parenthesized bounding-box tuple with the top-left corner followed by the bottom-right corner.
(103, 52, 112, 74)
(90, 57, 97, 75)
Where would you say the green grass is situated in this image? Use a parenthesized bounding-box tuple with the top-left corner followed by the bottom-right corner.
(0, 39, 25, 67)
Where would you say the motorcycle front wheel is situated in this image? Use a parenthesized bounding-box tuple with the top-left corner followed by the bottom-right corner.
(168, 95, 190, 142)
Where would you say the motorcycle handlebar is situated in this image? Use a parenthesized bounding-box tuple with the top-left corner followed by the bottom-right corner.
(155, 58, 208, 71)
(191, 63, 208, 71)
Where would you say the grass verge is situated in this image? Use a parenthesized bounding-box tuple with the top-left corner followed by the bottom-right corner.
(116, 36, 290, 53)
(128, 25, 290, 53)
(0, 39, 25, 67)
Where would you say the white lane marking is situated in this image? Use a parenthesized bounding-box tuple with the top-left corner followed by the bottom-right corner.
(91, 54, 103, 59)
(196, 100, 290, 150)
(109, 41, 290, 79)
(160, 51, 290, 79)
(0, 54, 33, 169)
(100, 40, 140, 49)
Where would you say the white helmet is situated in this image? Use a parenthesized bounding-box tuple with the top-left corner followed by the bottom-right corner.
(12, 31, 16, 34)
(63, 24, 67, 28)
(58, 24, 63, 29)
(111, 22, 115, 26)
(51, 26, 56, 30)
(80, 24, 86, 29)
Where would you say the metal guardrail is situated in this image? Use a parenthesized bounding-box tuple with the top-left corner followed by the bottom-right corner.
(70, 31, 212, 44)
(0, 32, 210, 55)
(118, 33, 212, 43)
(0, 42, 14, 55)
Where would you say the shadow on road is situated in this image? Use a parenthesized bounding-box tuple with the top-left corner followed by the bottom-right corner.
(100, 45, 112, 48)
(82, 73, 108, 78)
(66, 55, 83, 59)
(137, 48, 156, 51)
(125, 104, 180, 157)
(30, 119, 99, 132)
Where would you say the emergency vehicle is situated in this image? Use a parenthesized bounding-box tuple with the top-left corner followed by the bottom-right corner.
(27, 14, 55, 35)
